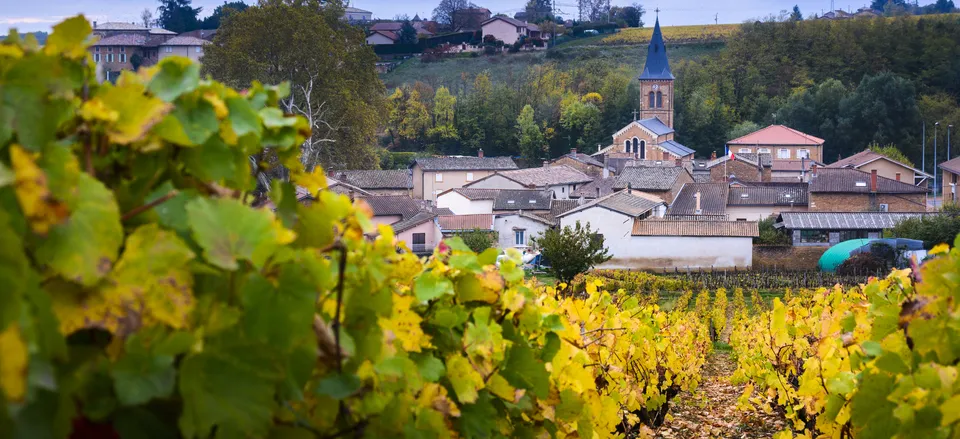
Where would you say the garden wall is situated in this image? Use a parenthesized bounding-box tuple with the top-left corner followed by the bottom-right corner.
(753, 245, 827, 270)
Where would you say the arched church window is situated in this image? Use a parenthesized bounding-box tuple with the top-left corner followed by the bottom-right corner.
(656, 91, 663, 108)
(632, 138, 639, 155)
(640, 140, 646, 159)
(648, 92, 655, 109)
(624, 140, 630, 153)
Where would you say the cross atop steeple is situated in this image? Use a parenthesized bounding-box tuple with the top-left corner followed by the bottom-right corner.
(655, 7, 660, 17)
(632, 109, 639, 121)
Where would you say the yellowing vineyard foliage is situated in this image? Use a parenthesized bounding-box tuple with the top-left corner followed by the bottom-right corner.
(602, 24, 740, 45)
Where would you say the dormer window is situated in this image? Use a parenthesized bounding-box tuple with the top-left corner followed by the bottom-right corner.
(740, 193, 749, 198)
(855, 182, 867, 187)
(507, 200, 515, 204)
(529, 200, 536, 204)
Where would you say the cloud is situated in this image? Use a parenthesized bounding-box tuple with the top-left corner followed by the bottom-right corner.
(0, 16, 64, 25)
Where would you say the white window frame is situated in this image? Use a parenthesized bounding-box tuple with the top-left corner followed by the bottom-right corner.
(195, 46, 202, 53)
(108, 53, 114, 63)
(94, 53, 100, 63)
(164, 46, 173, 53)
(435, 173, 443, 182)
(778, 148, 791, 159)
(119, 53, 126, 63)
(738, 148, 751, 153)
(466, 172, 474, 181)
(758, 148, 770, 154)
(514, 230, 525, 246)
(797, 149, 810, 159)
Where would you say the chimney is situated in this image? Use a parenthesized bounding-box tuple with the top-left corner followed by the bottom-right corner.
(675, 158, 682, 167)
(694, 191, 702, 215)
(543, 160, 549, 168)
(627, 182, 633, 194)
(570, 148, 577, 155)
(710, 151, 717, 160)
(596, 187, 601, 198)
(477, 148, 484, 158)
(871, 169, 878, 192)
(93, 21, 98, 29)
(810, 163, 818, 178)
(602, 154, 610, 178)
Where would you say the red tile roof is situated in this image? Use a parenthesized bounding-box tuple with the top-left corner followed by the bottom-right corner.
(727, 125, 824, 146)
(632, 219, 759, 237)
(437, 214, 494, 231)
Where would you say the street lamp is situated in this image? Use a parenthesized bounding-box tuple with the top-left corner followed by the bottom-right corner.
(935, 121, 940, 203)
(949, 124, 953, 162)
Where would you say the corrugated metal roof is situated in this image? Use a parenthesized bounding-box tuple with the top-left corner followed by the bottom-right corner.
(638, 18, 674, 80)
(809, 168, 926, 194)
(776, 212, 926, 230)
(413, 156, 518, 172)
(727, 184, 808, 206)
(632, 219, 759, 237)
(727, 124, 825, 146)
(438, 214, 494, 231)
(667, 183, 728, 216)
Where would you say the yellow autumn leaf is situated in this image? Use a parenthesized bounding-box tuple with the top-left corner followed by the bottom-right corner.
(380, 294, 432, 352)
(10, 145, 70, 234)
(294, 167, 328, 198)
(0, 324, 28, 401)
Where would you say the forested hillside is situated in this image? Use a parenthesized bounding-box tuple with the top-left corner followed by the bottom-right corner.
(383, 15, 960, 166)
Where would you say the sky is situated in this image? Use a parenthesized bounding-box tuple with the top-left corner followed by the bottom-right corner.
(4, 0, 880, 33)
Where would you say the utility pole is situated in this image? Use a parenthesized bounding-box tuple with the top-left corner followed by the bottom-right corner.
(715, 13, 718, 25)
(949, 124, 953, 162)
(922, 122, 926, 176)
(935, 121, 940, 205)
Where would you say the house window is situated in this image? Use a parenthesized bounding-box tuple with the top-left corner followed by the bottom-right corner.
(435, 173, 443, 182)
(778, 149, 791, 159)
(164, 47, 172, 53)
(758, 148, 770, 154)
(466, 172, 474, 181)
(107, 53, 114, 63)
(895, 172, 901, 181)
(799, 230, 830, 243)
(195, 46, 202, 53)
(514, 230, 525, 246)
(412, 233, 426, 252)
(839, 230, 869, 241)
(94, 53, 100, 63)
(797, 149, 810, 159)
(624, 140, 630, 153)
(736, 218, 747, 221)
(561, 186, 565, 193)
(108, 47, 113, 52)
(656, 91, 663, 108)
(648, 92, 655, 109)
(119, 53, 126, 63)
(738, 148, 751, 153)
(639, 140, 646, 159)
(120, 47, 125, 53)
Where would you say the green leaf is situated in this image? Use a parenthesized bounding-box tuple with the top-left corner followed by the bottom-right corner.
(500, 342, 549, 399)
(412, 354, 445, 382)
(542, 314, 565, 332)
(34, 173, 122, 287)
(315, 373, 361, 400)
(168, 99, 219, 146)
(540, 332, 561, 362)
(557, 389, 584, 420)
(0, 211, 28, 329)
(182, 137, 241, 183)
(823, 393, 846, 421)
(240, 267, 316, 349)
(258, 108, 297, 128)
(186, 197, 280, 270)
(112, 350, 176, 406)
(850, 370, 899, 435)
(113, 407, 179, 439)
(414, 271, 454, 302)
(875, 352, 909, 374)
(860, 340, 884, 357)
(0, 161, 13, 188)
(940, 394, 960, 426)
(826, 371, 856, 395)
(226, 97, 262, 138)
(95, 81, 170, 144)
(148, 58, 200, 102)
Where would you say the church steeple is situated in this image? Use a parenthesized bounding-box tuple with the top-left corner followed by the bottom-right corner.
(639, 17, 673, 80)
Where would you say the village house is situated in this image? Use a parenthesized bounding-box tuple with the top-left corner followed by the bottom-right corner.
(771, 159, 823, 182)
(558, 191, 667, 266)
(827, 149, 932, 187)
(329, 170, 413, 196)
(627, 220, 759, 269)
(436, 188, 499, 214)
(775, 212, 926, 246)
(157, 35, 210, 63)
(725, 184, 809, 221)
(480, 16, 539, 45)
(703, 152, 772, 183)
(491, 189, 553, 216)
(89, 22, 210, 82)
(464, 164, 593, 199)
(808, 167, 927, 213)
(613, 165, 694, 205)
(666, 183, 729, 218)
(325, 177, 372, 199)
(494, 212, 555, 249)
(410, 154, 518, 201)
(343, 7, 373, 22)
(549, 148, 615, 178)
(437, 214, 495, 236)
(940, 157, 960, 203)
(571, 177, 619, 199)
(365, 21, 435, 45)
(360, 195, 442, 254)
(726, 125, 824, 164)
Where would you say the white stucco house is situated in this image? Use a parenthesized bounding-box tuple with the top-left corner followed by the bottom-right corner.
(627, 220, 759, 269)
(365, 30, 398, 45)
(157, 36, 210, 63)
(436, 188, 498, 214)
(494, 212, 554, 249)
(465, 165, 593, 200)
(344, 7, 373, 22)
(480, 16, 534, 45)
(557, 191, 667, 266)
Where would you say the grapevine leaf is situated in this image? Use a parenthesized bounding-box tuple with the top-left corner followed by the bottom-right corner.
(42, 16, 91, 58)
(415, 271, 454, 303)
(446, 354, 484, 404)
(557, 389, 584, 420)
(0, 160, 13, 187)
(267, 426, 316, 439)
(0, 325, 27, 401)
(111, 349, 176, 406)
(500, 342, 549, 399)
(540, 332, 561, 362)
(850, 370, 898, 435)
(874, 352, 909, 374)
(826, 371, 856, 395)
(186, 197, 280, 270)
(148, 58, 200, 102)
(92, 80, 171, 144)
(940, 395, 960, 426)
(316, 373, 361, 400)
(240, 267, 315, 349)
(412, 353, 445, 382)
(6, 88, 72, 152)
(10, 144, 70, 235)
(456, 391, 498, 438)
(34, 173, 122, 287)
(860, 340, 883, 357)
(226, 97, 262, 138)
(823, 393, 846, 421)
(113, 407, 179, 439)
(0, 211, 27, 329)
(456, 273, 498, 303)
(183, 137, 243, 188)
(149, 183, 196, 234)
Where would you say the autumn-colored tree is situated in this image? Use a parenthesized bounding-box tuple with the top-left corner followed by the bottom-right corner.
(516, 105, 546, 161)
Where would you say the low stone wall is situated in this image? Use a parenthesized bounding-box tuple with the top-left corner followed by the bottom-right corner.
(753, 245, 827, 271)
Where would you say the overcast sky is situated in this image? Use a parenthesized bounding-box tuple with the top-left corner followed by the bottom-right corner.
(5, 0, 875, 33)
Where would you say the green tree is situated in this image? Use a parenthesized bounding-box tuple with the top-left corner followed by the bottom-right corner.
(202, 0, 384, 170)
(156, 0, 202, 33)
(200, 1, 248, 29)
(612, 3, 645, 27)
(868, 142, 914, 167)
(517, 105, 546, 162)
(790, 5, 803, 21)
(891, 204, 960, 248)
(755, 216, 791, 245)
(727, 121, 761, 141)
(398, 20, 418, 45)
(457, 229, 496, 253)
(559, 95, 603, 152)
(428, 86, 458, 152)
(837, 73, 921, 162)
(532, 221, 612, 285)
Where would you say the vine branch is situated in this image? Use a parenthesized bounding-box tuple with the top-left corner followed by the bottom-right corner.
(121, 190, 178, 222)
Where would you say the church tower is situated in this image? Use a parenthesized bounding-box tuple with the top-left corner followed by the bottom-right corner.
(638, 16, 674, 128)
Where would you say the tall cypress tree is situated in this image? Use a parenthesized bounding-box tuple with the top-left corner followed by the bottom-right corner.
(156, 0, 202, 33)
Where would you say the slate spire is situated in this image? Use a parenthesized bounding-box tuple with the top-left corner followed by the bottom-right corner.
(639, 17, 674, 80)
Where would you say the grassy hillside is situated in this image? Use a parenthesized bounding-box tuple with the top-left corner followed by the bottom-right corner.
(381, 40, 725, 90)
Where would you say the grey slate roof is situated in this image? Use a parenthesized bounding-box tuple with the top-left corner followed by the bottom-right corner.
(558, 152, 607, 169)
(614, 166, 688, 191)
(667, 183, 728, 216)
(809, 168, 926, 194)
(413, 156, 518, 172)
(659, 139, 695, 157)
(391, 211, 438, 234)
(637, 117, 674, 136)
(94, 34, 148, 46)
(492, 190, 552, 211)
(776, 212, 926, 230)
(362, 195, 425, 218)
(326, 177, 373, 197)
(572, 177, 619, 199)
(94, 22, 148, 31)
(638, 18, 674, 80)
(560, 191, 664, 218)
(499, 165, 594, 187)
(941, 157, 960, 175)
(446, 188, 500, 200)
(159, 36, 210, 46)
(705, 152, 771, 169)
(330, 170, 413, 189)
(727, 184, 808, 206)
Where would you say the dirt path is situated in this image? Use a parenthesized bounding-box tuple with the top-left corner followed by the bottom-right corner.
(652, 352, 788, 439)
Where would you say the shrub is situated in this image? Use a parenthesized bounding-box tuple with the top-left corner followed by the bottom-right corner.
(456, 228, 496, 253)
(891, 204, 960, 248)
(532, 221, 611, 285)
(755, 215, 791, 245)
